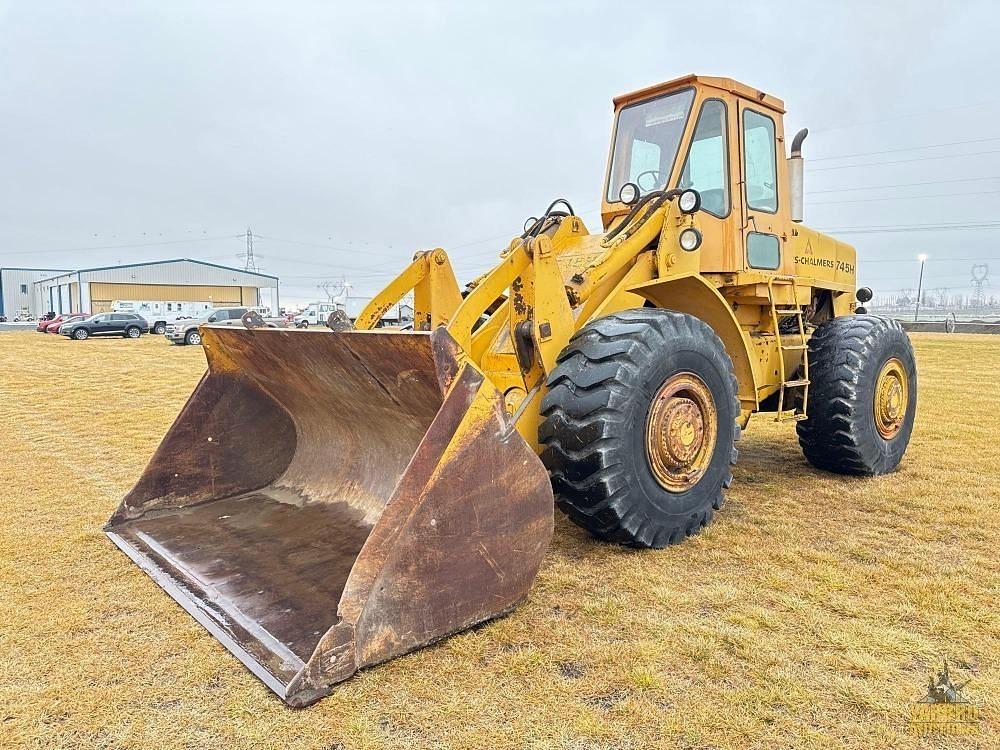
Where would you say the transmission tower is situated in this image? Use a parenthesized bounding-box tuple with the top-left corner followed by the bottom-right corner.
(971, 264, 989, 308)
(240, 226, 260, 273)
(319, 278, 351, 304)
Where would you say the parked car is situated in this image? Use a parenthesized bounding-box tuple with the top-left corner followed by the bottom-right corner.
(47, 314, 89, 334)
(36, 313, 59, 332)
(165, 307, 249, 345)
(61, 312, 150, 340)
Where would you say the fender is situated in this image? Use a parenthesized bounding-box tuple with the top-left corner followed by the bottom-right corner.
(627, 273, 759, 419)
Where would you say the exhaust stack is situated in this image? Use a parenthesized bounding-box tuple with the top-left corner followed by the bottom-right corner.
(788, 128, 808, 223)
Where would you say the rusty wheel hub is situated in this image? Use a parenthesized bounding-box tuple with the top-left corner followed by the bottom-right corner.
(874, 357, 908, 439)
(646, 373, 717, 492)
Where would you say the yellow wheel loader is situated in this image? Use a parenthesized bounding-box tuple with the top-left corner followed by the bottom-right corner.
(106, 74, 917, 706)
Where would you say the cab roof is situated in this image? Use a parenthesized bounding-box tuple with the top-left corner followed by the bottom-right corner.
(613, 74, 785, 114)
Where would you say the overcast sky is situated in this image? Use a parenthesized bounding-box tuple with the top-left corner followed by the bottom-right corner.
(2, 1, 999, 303)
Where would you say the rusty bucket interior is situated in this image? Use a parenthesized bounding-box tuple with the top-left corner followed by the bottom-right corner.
(105, 325, 553, 706)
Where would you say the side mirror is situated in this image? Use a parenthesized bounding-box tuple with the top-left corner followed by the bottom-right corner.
(856, 287, 873, 304)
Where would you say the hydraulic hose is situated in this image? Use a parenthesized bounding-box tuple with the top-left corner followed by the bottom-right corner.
(603, 188, 682, 244)
(520, 198, 576, 240)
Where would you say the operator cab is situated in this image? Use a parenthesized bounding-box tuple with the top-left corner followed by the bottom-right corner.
(602, 74, 789, 275)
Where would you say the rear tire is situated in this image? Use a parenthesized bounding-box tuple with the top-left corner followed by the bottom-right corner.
(797, 315, 916, 475)
(539, 309, 740, 548)
(126, 326, 141, 338)
(153, 322, 166, 335)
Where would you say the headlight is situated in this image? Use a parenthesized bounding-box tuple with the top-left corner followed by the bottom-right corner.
(678, 189, 701, 214)
(679, 228, 702, 251)
(618, 182, 640, 206)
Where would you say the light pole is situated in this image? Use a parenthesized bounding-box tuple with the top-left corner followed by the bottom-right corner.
(914, 254, 927, 322)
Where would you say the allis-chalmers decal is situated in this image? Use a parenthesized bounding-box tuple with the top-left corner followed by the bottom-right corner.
(794, 254, 855, 274)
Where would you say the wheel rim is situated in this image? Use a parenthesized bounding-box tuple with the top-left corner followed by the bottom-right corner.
(189, 333, 201, 345)
(873, 357, 908, 439)
(645, 372, 718, 492)
(129, 328, 139, 337)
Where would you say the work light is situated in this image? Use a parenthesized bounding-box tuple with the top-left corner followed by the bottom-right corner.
(679, 228, 702, 251)
(678, 189, 701, 214)
(618, 182, 640, 206)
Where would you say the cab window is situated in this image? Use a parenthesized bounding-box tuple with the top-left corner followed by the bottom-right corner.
(747, 232, 780, 270)
(679, 99, 729, 217)
(742, 109, 777, 213)
(607, 88, 695, 200)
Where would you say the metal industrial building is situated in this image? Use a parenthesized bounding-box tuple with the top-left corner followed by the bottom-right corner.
(33, 258, 279, 316)
(0, 267, 71, 319)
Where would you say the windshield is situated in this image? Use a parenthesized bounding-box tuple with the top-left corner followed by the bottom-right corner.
(606, 88, 695, 202)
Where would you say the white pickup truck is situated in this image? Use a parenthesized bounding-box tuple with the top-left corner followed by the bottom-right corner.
(292, 302, 340, 328)
(165, 306, 280, 345)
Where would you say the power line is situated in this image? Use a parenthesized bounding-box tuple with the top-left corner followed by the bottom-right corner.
(863, 256, 1000, 264)
(809, 188, 1000, 206)
(809, 175, 1000, 194)
(817, 220, 1000, 235)
(810, 149, 1000, 172)
(0, 234, 243, 257)
(811, 97, 1000, 135)
(811, 136, 1000, 162)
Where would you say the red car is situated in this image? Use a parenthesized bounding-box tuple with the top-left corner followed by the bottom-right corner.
(44, 313, 90, 333)
(36, 313, 58, 332)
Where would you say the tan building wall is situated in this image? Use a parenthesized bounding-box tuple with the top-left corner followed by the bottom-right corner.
(89, 283, 248, 313)
(241, 286, 260, 306)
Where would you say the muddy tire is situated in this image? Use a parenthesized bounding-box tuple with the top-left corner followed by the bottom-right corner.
(539, 309, 740, 548)
(797, 315, 916, 475)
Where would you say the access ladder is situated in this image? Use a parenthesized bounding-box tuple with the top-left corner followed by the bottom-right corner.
(767, 276, 810, 422)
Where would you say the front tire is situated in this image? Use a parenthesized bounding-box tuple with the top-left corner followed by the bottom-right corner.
(797, 315, 916, 475)
(185, 330, 202, 346)
(73, 328, 89, 340)
(539, 309, 740, 548)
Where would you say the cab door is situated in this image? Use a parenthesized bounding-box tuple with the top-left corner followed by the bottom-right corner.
(675, 95, 739, 272)
(737, 102, 784, 275)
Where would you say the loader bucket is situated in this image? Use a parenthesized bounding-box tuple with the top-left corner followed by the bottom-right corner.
(105, 325, 553, 707)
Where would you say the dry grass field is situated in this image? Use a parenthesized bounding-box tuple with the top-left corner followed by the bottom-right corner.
(1, 330, 997, 749)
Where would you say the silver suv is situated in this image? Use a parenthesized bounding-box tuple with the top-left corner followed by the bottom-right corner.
(165, 307, 248, 346)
